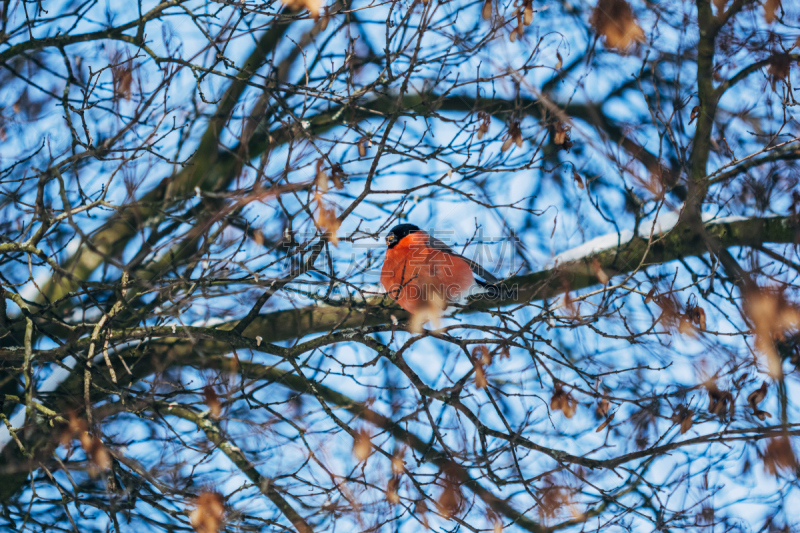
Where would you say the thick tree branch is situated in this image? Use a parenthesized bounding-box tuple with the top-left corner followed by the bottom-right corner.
(2, 214, 793, 366)
(715, 54, 800, 99)
(38, 9, 298, 304)
(21, 85, 674, 331)
(685, 0, 717, 223)
(0, 0, 184, 64)
(708, 143, 800, 185)
(229, 214, 797, 342)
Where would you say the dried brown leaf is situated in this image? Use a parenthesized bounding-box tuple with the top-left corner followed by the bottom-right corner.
(437, 480, 462, 518)
(695, 307, 707, 331)
(387, 476, 401, 504)
(203, 385, 221, 418)
(747, 382, 768, 409)
(591, 257, 609, 285)
(253, 229, 265, 246)
(500, 344, 510, 359)
(550, 383, 577, 418)
(747, 382, 771, 420)
(61, 411, 88, 446)
(317, 203, 341, 246)
(755, 409, 772, 421)
(678, 317, 696, 337)
(415, 500, 430, 528)
(482, 0, 492, 20)
(473, 345, 492, 366)
(595, 412, 614, 432)
(282, 0, 320, 19)
(644, 287, 656, 304)
(764, 0, 781, 24)
(745, 289, 800, 378)
(475, 364, 488, 389)
(706, 382, 734, 420)
(596, 398, 610, 418)
(572, 169, 584, 189)
(538, 478, 571, 520)
(501, 121, 522, 151)
(513, 10, 524, 40)
(554, 123, 570, 145)
(391, 450, 405, 475)
(523, 0, 533, 25)
(590, 0, 645, 51)
(680, 414, 693, 434)
(763, 436, 797, 476)
(315, 158, 329, 193)
(330, 163, 344, 189)
(352, 429, 372, 462)
(769, 53, 792, 79)
(670, 405, 693, 434)
(80, 433, 111, 471)
(319, 6, 330, 30)
(112, 64, 133, 101)
(190, 492, 225, 533)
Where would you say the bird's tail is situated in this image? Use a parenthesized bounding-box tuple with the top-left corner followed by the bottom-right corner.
(475, 279, 517, 301)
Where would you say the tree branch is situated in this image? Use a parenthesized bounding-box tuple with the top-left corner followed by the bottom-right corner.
(38, 8, 299, 304)
(0, 0, 184, 64)
(154, 402, 313, 533)
(229, 214, 797, 342)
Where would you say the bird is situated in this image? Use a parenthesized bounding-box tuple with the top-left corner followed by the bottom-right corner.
(380, 223, 503, 317)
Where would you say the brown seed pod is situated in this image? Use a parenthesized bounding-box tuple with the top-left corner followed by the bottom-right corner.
(481, 0, 492, 20)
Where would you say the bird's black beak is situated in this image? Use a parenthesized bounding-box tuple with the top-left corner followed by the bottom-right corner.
(386, 234, 397, 247)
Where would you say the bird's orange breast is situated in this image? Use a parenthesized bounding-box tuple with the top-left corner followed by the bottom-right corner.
(381, 232, 475, 314)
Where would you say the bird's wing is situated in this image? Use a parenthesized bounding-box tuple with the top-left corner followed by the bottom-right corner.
(427, 235, 499, 284)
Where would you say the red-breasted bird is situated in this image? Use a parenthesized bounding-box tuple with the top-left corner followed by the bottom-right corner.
(381, 223, 503, 315)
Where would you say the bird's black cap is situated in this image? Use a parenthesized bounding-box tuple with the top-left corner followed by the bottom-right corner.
(386, 223, 420, 248)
